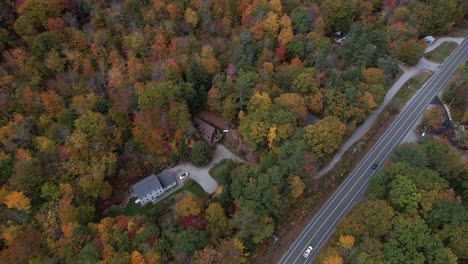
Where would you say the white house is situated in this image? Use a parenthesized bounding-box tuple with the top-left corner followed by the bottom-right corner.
(132, 171, 177, 205)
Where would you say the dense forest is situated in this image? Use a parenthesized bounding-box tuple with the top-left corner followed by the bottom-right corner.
(0, 0, 464, 263)
(318, 138, 467, 264)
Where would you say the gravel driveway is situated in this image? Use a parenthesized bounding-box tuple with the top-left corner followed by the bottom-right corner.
(169, 144, 244, 194)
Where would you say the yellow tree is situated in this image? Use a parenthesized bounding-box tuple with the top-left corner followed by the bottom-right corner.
(4, 191, 31, 210)
(274, 93, 307, 121)
(267, 126, 277, 149)
(201, 46, 221, 74)
(269, 0, 282, 14)
(205, 202, 230, 237)
(130, 251, 146, 264)
(338, 234, 355, 250)
(263, 12, 279, 37)
(308, 92, 324, 115)
(304, 116, 346, 159)
(185, 8, 199, 27)
(278, 15, 293, 46)
(314, 16, 325, 35)
(323, 255, 343, 264)
(289, 176, 305, 199)
(248, 92, 272, 113)
(175, 195, 203, 216)
(358, 92, 378, 110)
(362, 68, 385, 85)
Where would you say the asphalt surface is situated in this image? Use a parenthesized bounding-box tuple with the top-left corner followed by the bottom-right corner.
(170, 144, 243, 193)
(280, 38, 468, 264)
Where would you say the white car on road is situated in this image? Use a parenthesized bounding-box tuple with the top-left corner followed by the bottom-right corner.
(303, 246, 314, 258)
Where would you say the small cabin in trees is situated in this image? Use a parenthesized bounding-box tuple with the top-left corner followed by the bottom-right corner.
(132, 171, 177, 205)
(193, 117, 223, 145)
(302, 112, 320, 127)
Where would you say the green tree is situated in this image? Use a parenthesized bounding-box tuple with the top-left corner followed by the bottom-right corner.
(0, 153, 14, 184)
(286, 38, 304, 60)
(191, 141, 213, 166)
(337, 200, 395, 238)
(236, 70, 259, 110)
(320, 0, 357, 33)
(278, 142, 306, 179)
(138, 82, 182, 110)
(186, 61, 210, 112)
(57, 109, 78, 128)
(174, 227, 209, 254)
(344, 23, 389, 67)
(389, 174, 421, 213)
(421, 139, 464, 195)
(13, 0, 64, 37)
(231, 208, 274, 244)
(31, 32, 61, 59)
(391, 143, 429, 168)
(77, 243, 101, 264)
(292, 69, 319, 95)
(384, 215, 456, 264)
(428, 199, 466, 229)
(74, 111, 108, 142)
(241, 173, 277, 216)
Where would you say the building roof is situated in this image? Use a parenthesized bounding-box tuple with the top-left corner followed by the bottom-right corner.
(193, 117, 217, 143)
(157, 170, 177, 188)
(302, 112, 320, 126)
(132, 175, 162, 199)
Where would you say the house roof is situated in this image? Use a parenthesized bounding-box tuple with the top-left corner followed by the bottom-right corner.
(302, 112, 320, 126)
(158, 170, 177, 188)
(193, 117, 216, 142)
(132, 175, 162, 199)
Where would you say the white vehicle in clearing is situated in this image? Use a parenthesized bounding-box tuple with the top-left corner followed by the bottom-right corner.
(179, 171, 189, 180)
(303, 246, 314, 258)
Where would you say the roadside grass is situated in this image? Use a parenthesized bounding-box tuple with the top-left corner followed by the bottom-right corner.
(425, 41, 458, 63)
(393, 70, 434, 106)
(105, 179, 206, 217)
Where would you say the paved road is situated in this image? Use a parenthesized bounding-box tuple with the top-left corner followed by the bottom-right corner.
(280, 38, 467, 264)
(315, 37, 465, 179)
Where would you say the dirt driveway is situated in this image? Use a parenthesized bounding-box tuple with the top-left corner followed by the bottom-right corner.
(169, 144, 244, 194)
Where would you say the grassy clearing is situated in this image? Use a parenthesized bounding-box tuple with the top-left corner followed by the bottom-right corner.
(425, 41, 458, 63)
(182, 179, 207, 199)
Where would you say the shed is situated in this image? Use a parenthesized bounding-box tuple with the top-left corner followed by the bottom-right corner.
(424, 36, 435, 45)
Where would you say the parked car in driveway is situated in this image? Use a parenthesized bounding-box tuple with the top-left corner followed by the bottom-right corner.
(179, 172, 189, 180)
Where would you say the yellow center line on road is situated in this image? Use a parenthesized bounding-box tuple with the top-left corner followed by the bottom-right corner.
(290, 42, 467, 264)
